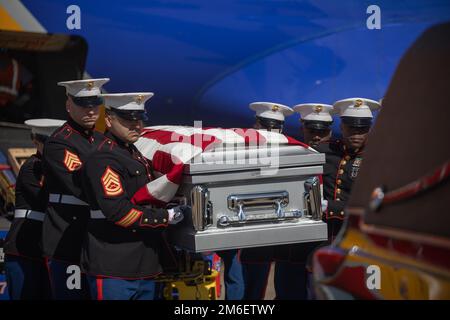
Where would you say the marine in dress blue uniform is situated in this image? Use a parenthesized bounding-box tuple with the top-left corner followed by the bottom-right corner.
(81, 93, 185, 300)
(316, 98, 381, 241)
(41, 78, 109, 299)
(4, 119, 65, 300)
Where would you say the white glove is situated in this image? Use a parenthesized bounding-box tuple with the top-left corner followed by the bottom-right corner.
(321, 199, 328, 212)
(167, 206, 186, 225)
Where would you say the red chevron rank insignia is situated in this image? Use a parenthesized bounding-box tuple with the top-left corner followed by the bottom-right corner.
(101, 166, 124, 197)
(63, 149, 82, 172)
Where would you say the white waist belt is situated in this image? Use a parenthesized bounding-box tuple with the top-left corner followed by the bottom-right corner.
(49, 193, 88, 206)
(14, 209, 45, 222)
(90, 210, 106, 219)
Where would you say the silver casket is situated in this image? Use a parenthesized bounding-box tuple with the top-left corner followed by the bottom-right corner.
(168, 142, 328, 253)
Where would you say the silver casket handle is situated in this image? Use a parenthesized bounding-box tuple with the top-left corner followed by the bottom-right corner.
(190, 185, 212, 231)
(303, 176, 323, 221)
(221, 191, 297, 227)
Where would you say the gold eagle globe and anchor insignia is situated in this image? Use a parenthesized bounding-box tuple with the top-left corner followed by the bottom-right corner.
(271, 105, 280, 112)
(101, 166, 124, 197)
(354, 99, 363, 107)
(135, 95, 144, 104)
(314, 105, 323, 113)
(86, 81, 94, 90)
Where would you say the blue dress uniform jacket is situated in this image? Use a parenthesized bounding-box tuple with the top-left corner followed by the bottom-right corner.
(315, 139, 364, 241)
(3, 153, 52, 300)
(80, 131, 175, 279)
(42, 117, 104, 263)
(4, 154, 47, 258)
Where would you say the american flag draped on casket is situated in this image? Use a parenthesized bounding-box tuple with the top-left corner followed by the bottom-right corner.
(132, 125, 327, 252)
(132, 125, 309, 207)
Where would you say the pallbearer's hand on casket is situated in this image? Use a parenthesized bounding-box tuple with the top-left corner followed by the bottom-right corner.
(167, 205, 189, 225)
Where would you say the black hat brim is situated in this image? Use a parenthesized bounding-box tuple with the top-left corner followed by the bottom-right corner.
(341, 116, 372, 128)
(112, 109, 148, 121)
(303, 120, 332, 130)
(69, 94, 104, 108)
(256, 116, 283, 129)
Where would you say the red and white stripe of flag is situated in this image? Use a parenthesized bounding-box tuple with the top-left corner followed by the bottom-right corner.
(132, 126, 311, 207)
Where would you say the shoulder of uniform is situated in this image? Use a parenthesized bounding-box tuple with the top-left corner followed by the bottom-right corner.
(46, 127, 83, 151)
(316, 139, 343, 154)
(315, 141, 332, 153)
(86, 139, 119, 164)
(96, 136, 117, 152)
(17, 155, 41, 178)
(51, 123, 97, 141)
(29, 154, 43, 166)
(50, 123, 73, 140)
(85, 145, 123, 175)
(20, 155, 38, 170)
(44, 134, 74, 152)
(28, 153, 40, 162)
